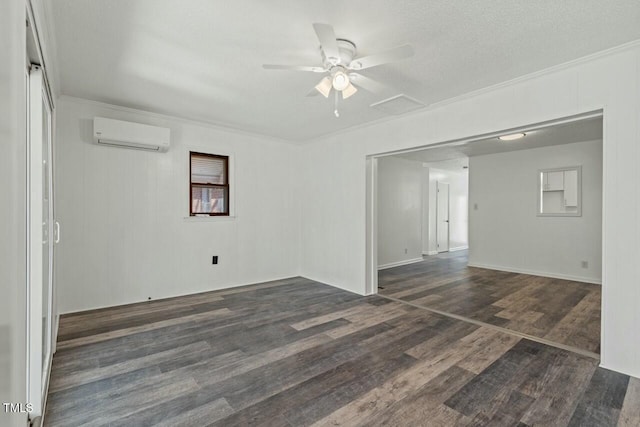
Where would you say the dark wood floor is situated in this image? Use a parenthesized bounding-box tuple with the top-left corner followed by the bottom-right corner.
(45, 277, 638, 426)
(379, 251, 602, 354)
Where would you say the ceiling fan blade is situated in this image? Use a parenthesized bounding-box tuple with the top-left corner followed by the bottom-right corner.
(314, 76, 332, 98)
(312, 23, 341, 64)
(342, 82, 358, 100)
(348, 45, 414, 70)
(349, 73, 389, 94)
(262, 64, 325, 72)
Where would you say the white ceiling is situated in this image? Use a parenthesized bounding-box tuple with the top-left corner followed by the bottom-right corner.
(395, 116, 603, 165)
(50, 1, 640, 142)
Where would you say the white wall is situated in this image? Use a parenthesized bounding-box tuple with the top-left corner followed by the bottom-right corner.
(426, 171, 437, 254)
(376, 159, 468, 265)
(428, 167, 469, 253)
(421, 166, 431, 254)
(468, 140, 602, 283)
(55, 97, 300, 313)
(299, 43, 640, 378)
(0, 1, 28, 425)
(377, 156, 423, 268)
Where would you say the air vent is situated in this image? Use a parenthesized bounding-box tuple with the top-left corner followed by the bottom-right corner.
(370, 94, 425, 115)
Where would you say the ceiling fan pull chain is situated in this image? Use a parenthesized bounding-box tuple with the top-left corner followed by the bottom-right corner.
(334, 90, 340, 118)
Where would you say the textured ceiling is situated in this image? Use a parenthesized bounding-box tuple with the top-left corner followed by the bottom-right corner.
(396, 117, 603, 164)
(50, 1, 640, 141)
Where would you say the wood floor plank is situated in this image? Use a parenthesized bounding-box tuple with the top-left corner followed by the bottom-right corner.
(619, 377, 640, 426)
(567, 367, 630, 426)
(350, 366, 474, 426)
(283, 352, 418, 426)
(468, 389, 535, 426)
(443, 340, 543, 418)
(312, 325, 506, 426)
(154, 398, 234, 427)
(544, 290, 601, 353)
(323, 303, 409, 339)
(56, 307, 232, 350)
(519, 351, 598, 426)
(49, 341, 211, 393)
(44, 275, 630, 427)
(456, 331, 521, 375)
(363, 366, 475, 427)
(289, 304, 371, 330)
(379, 250, 601, 353)
(181, 332, 336, 387)
(51, 375, 200, 427)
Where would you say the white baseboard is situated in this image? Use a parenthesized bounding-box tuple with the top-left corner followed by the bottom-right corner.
(300, 274, 366, 296)
(52, 314, 59, 354)
(467, 262, 602, 285)
(378, 257, 424, 270)
(422, 247, 467, 256)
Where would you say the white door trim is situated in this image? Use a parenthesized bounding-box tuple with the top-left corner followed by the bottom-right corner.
(27, 64, 44, 418)
(436, 181, 450, 253)
(27, 64, 54, 420)
(364, 110, 603, 300)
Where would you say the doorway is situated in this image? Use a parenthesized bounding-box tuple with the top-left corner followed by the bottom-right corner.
(369, 112, 604, 357)
(436, 182, 450, 253)
(26, 9, 58, 419)
(27, 63, 55, 420)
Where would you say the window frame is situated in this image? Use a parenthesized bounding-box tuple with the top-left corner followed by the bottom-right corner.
(189, 151, 230, 217)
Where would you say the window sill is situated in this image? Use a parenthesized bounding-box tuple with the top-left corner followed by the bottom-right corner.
(183, 215, 236, 222)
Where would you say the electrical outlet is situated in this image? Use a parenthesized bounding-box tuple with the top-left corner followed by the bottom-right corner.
(474, 203, 478, 210)
(581, 261, 588, 269)
(404, 248, 408, 254)
(212, 256, 219, 265)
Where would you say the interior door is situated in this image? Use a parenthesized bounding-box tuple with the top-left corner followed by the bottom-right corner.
(27, 64, 54, 419)
(436, 182, 450, 253)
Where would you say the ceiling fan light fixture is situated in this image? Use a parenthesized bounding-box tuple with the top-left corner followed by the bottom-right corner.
(332, 71, 350, 91)
(262, 23, 415, 111)
(342, 82, 357, 99)
(315, 76, 332, 98)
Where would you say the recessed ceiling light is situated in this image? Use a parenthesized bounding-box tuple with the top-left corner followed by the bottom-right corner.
(499, 133, 526, 141)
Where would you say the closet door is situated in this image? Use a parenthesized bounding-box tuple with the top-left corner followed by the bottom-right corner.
(27, 64, 54, 419)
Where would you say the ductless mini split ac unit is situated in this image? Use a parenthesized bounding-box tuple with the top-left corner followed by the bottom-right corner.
(93, 117, 170, 152)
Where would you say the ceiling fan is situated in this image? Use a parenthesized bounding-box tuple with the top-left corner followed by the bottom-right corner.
(263, 23, 414, 117)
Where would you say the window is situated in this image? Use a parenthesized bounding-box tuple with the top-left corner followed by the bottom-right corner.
(190, 152, 229, 216)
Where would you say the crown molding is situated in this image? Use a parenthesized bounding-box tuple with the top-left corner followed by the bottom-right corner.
(303, 38, 640, 145)
(427, 38, 640, 110)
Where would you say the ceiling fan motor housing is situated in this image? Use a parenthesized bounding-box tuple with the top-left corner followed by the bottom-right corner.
(320, 38, 357, 67)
